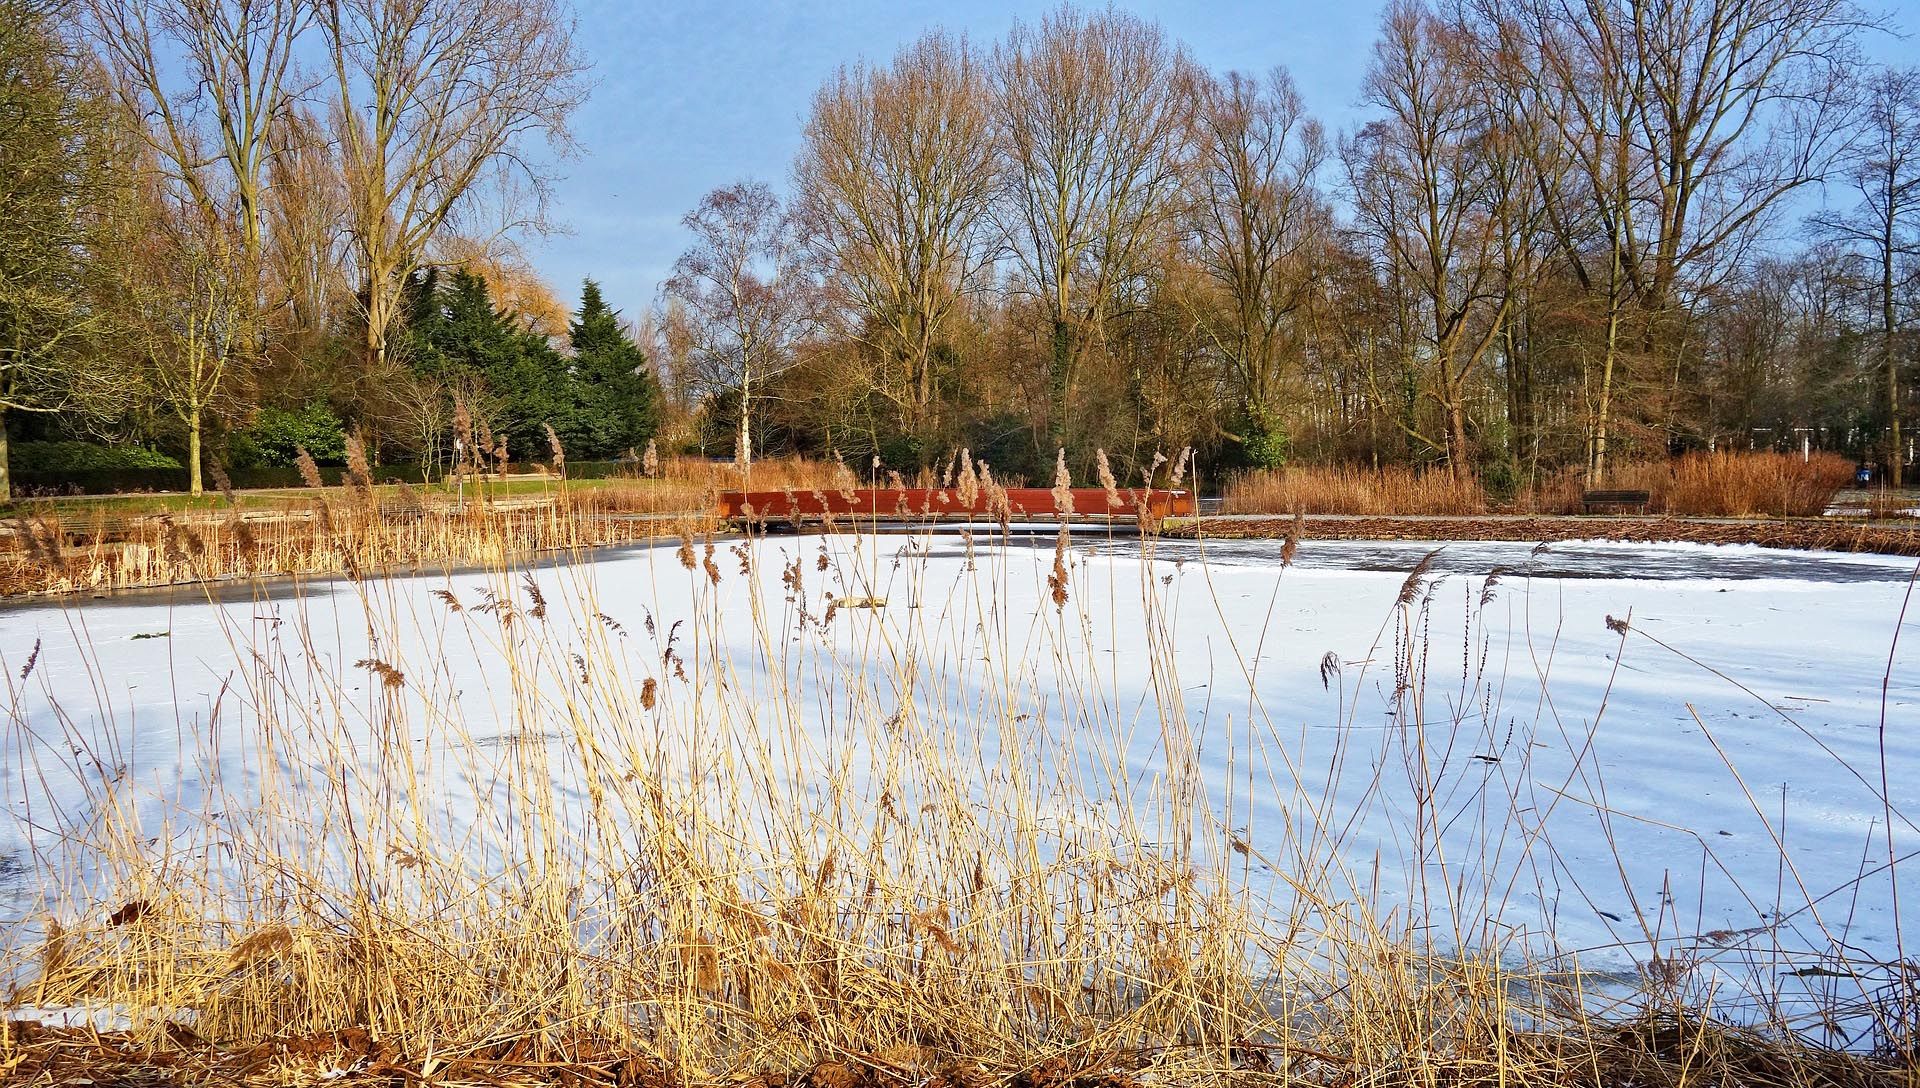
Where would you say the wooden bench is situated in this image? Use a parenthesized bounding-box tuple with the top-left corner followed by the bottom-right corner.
(1581, 489, 1651, 514)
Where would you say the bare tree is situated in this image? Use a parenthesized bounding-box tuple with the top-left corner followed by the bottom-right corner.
(86, 0, 310, 259)
(992, 6, 1196, 448)
(83, 0, 308, 491)
(1813, 67, 1920, 485)
(1615, 0, 1861, 320)
(1188, 66, 1328, 458)
(1503, 1, 1645, 480)
(262, 105, 348, 340)
(662, 182, 810, 474)
(371, 368, 452, 480)
(1495, 0, 1864, 478)
(1460, 10, 1563, 478)
(794, 30, 999, 448)
(1348, 0, 1513, 478)
(127, 191, 261, 495)
(319, 0, 587, 372)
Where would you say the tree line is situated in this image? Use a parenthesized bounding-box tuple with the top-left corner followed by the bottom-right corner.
(658, 0, 1918, 492)
(0, 0, 658, 500)
(3, 0, 1914, 501)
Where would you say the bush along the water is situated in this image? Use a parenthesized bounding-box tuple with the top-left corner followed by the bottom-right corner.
(8, 440, 181, 474)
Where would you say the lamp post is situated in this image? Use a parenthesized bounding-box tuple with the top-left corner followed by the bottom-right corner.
(1792, 427, 1813, 463)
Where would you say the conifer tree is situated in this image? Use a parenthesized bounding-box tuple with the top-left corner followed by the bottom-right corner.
(565, 280, 661, 458)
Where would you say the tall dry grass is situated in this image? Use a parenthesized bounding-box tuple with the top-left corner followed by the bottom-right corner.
(658, 453, 848, 492)
(0, 452, 868, 597)
(1625, 451, 1856, 517)
(1228, 453, 1858, 519)
(0, 482, 720, 597)
(1514, 453, 1857, 517)
(0, 513, 1911, 1083)
(1223, 464, 1488, 515)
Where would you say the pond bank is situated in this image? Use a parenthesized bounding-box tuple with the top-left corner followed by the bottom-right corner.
(1172, 512, 1920, 557)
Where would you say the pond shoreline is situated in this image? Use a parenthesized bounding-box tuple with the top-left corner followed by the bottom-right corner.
(1173, 512, 1920, 558)
(7, 511, 1918, 604)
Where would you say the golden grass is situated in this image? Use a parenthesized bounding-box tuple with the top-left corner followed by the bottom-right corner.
(1222, 464, 1487, 515)
(1227, 453, 1859, 519)
(0, 486, 715, 597)
(0, 456, 866, 598)
(657, 453, 847, 493)
(1604, 452, 1857, 518)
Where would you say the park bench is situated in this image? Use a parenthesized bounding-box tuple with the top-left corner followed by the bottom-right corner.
(1581, 489, 1651, 514)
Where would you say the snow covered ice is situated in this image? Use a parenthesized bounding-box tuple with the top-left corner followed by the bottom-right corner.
(1, 532, 1914, 1035)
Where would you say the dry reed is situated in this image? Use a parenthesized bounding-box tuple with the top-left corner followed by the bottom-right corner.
(1224, 464, 1488, 515)
(1229, 453, 1857, 519)
(1512, 453, 1857, 517)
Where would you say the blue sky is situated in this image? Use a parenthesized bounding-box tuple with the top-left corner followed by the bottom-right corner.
(529, 1, 1389, 319)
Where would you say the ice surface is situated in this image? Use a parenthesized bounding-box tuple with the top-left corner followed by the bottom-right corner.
(0, 533, 1913, 1035)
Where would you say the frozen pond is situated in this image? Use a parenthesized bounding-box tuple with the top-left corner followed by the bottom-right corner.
(1, 532, 1914, 1037)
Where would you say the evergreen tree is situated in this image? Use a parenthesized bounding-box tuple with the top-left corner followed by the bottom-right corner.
(564, 279, 661, 458)
(396, 267, 446, 367)
(406, 268, 573, 460)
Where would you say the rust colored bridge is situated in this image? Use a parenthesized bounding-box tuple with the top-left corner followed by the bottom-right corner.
(715, 487, 1193, 524)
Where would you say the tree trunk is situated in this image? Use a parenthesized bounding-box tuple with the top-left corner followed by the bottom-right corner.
(188, 405, 204, 496)
(1447, 394, 1471, 482)
(1887, 239, 1903, 488)
(1504, 313, 1532, 481)
(1049, 317, 1071, 449)
(364, 259, 399, 373)
(1593, 308, 1621, 487)
(737, 373, 753, 486)
(0, 408, 10, 505)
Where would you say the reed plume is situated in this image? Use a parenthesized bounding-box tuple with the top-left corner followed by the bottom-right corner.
(294, 447, 324, 489)
(1096, 449, 1122, 509)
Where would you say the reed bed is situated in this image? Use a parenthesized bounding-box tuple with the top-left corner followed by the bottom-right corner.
(0, 509, 1912, 1086)
(1602, 452, 1858, 518)
(0, 449, 861, 597)
(0, 452, 1028, 599)
(0, 485, 717, 597)
(1226, 453, 1858, 519)
(1222, 465, 1487, 515)
(1182, 512, 1920, 556)
(656, 453, 849, 493)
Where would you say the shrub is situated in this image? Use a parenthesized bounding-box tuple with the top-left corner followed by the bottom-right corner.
(8, 440, 181, 475)
(230, 403, 348, 468)
(1241, 407, 1291, 470)
(1478, 457, 1520, 502)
